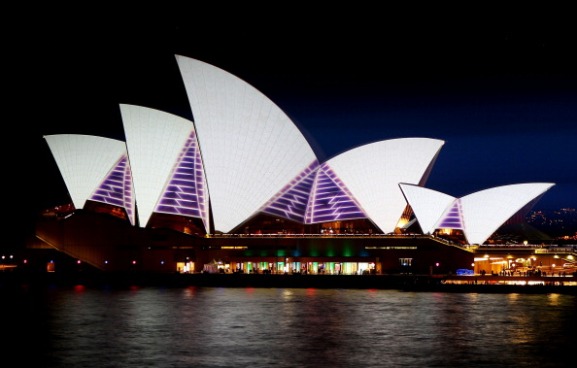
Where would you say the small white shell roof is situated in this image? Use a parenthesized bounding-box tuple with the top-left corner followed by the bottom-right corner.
(400, 182, 555, 245)
(325, 138, 445, 233)
(399, 183, 455, 234)
(460, 182, 555, 245)
(44, 134, 127, 212)
(176, 55, 318, 233)
(120, 104, 196, 228)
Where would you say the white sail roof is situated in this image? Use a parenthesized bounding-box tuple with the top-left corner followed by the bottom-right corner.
(460, 183, 555, 245)
(324, 138, 445, 233)
(44, 134, 127, 212)
(120, 104, 197, 228)
(399, 183, 455, 234)
(400, 182, 555, 245)
(176, 55, 318, 233)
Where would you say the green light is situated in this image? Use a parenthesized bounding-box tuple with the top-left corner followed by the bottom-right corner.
(342, 241, 354, 257)
(326, 245, 335, 257)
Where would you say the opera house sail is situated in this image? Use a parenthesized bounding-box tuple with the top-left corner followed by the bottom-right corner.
(399, 182, 555, 245)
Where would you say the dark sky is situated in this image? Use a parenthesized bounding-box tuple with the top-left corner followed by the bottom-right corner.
(5, 8, 577, 248)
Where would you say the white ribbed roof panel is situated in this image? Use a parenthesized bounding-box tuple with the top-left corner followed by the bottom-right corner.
(120, 104, 196, 228)
(325, 138, 445, 233)
(399, 183, 456, 234)
(460, 183, 555, 245)
(44, 134, 126, 211)
(176, 55, 318, 233)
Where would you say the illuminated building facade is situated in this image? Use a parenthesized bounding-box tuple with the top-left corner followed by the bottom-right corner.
(34, 56, 555, 274)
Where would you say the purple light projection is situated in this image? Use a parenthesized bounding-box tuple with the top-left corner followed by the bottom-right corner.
(261, 161, 319, 222)
(154, 131, 208, 231)
(305, 163, 366, 224)
(90, 155, 135, 225)
(437, 199, 464, 229)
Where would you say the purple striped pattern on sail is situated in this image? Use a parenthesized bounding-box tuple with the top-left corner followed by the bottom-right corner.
(305, 163, 365, 224)
(90, 155, 136, 225)
(154, 132, 208, 225)
(437, 199, 463, 229)
(261, 161, 319, 222)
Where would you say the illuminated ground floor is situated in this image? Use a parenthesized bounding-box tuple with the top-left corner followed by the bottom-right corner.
(18, 213, 575, 279)
(197, 259, 377, 275)
(442, 275, 577, 286)
(27, 213, 473, 275)
(472, 246, 577, 278)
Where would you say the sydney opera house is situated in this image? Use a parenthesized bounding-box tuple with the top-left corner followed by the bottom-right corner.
(31, 56, 558, 276)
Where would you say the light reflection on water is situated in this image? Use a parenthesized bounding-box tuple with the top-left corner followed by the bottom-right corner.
(3, 286, 576, 368)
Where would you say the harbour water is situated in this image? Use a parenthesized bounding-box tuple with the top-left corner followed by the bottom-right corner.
(2, 283, 575, 367)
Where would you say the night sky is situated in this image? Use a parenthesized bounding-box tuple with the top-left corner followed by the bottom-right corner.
(5, 9, 577, 248)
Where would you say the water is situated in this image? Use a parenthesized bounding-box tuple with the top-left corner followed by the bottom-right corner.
(2, 284, 575, 368)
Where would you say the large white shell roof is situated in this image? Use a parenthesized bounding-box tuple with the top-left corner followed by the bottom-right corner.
(325, 138, 445, 233)
(121, 104, 197, 228)
(176, 55, 318, 233)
